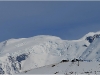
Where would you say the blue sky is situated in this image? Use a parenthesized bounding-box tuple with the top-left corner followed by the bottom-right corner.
(0, 1, 100, 42)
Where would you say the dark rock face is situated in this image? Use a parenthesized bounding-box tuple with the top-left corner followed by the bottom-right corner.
(16, 54, 28, 62)
(86, 36, 94, 43)
(0, 67, 4, 74)
(86, 34, 100, 43)
(0, 64, 4, 74)
(83, 44, 88, 47)
(7, 53, 29, 72)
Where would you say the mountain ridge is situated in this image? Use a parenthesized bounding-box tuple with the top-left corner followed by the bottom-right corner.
(0, 31, 100, 74)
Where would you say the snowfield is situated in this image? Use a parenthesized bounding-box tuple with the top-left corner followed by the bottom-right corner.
(21, 61, 100, 75)
(0, 31, 100, 74)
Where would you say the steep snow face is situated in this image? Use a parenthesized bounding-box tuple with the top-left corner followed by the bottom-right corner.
(0, 31, 100, 74)
(80, 38, 100, 61)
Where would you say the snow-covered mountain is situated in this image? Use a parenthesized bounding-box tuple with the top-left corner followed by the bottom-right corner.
(0, 31, 100, 74)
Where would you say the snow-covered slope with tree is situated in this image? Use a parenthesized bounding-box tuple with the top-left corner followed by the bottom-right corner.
(0, 31, 100, 74)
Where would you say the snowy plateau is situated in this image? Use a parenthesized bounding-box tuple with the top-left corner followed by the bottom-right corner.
(0, 31, 100, 75)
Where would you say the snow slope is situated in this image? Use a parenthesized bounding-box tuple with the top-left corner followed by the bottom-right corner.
(0, 31, 100, 74)
(80, 37, 100, 61)
(22, 61, 100, 74)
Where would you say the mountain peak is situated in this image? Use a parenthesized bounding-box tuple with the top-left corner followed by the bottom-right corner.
(80, 31, 100, 43)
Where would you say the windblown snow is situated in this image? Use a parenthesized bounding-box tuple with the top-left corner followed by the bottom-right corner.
(0, 31, 100, 74)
